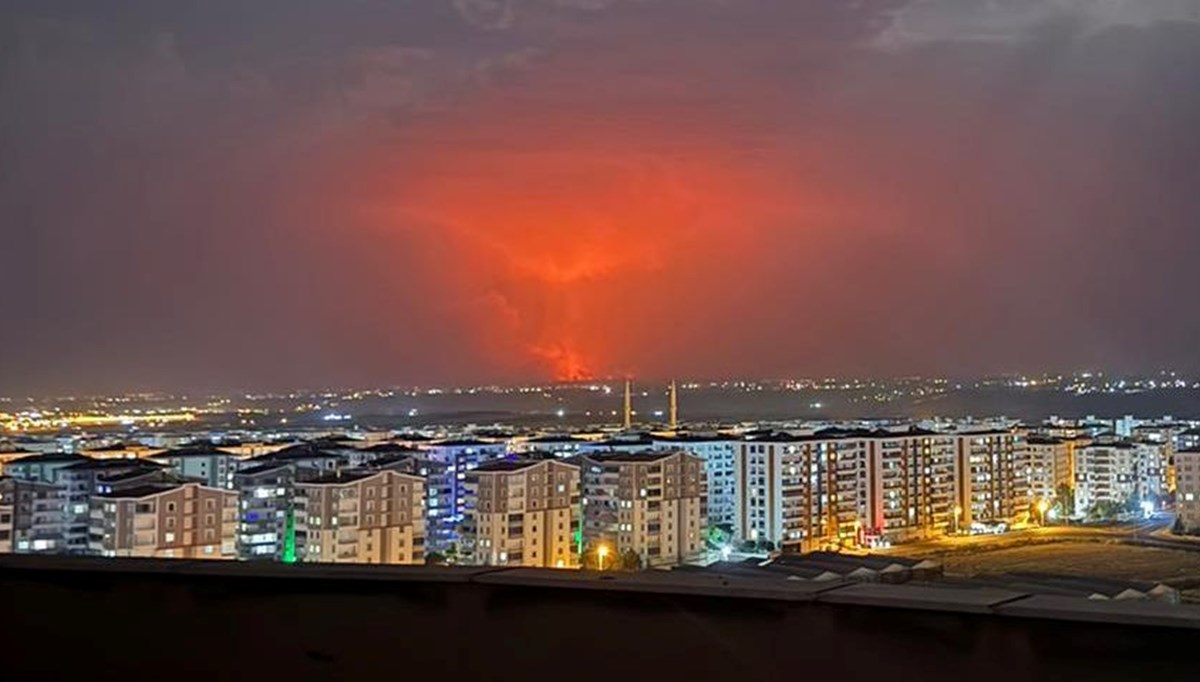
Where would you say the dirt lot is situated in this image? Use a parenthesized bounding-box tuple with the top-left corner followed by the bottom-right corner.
(935, 542, 1200, 586)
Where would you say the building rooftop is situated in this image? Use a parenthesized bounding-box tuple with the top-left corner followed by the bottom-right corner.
(363, 442, 423, 454)
(653, 433, 735, 443)
(584, 450, 686, 463)
(472, 459, 547, 473)
(431, 438, 499, 448)
(298, 470, 382, 486)
(366, 453, 420, 469)
(98, 468, 172, 484)
(84, 442, 151, 453)
(6, 452, 89, 465)
(158, 445, 233, 459)
(61, 458, 165, 473)
(524, 434, 588, 444)
(94, 483, 183, 499)
(234, 461, 293, 477)
(250, 443, 348, 463)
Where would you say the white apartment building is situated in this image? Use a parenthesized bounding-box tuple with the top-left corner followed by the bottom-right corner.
(580, 450, 705, 567)
(734, 432, 865, 552)
(153, 445, 248, 489)
(295, 469, 425, 565)
(1074, 441, 1169, 514)
(735, 428, 960, 551)
(90, 481, 237, 558)
(464, 458, 580, 568)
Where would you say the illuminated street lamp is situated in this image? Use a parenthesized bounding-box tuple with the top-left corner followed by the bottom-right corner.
(1036, 499, 1050, 526)
(952, 504, 963, 534)
(597, 544, 610, 571)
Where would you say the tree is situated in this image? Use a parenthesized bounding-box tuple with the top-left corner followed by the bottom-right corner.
(1124, 492, 1143, 515)
(618, 548, 642, 571)
(1053, 483, 1075, 519)
(1088, 500, 1122, 521)
(425, 551, 447, 566)
(704, 524, 732, 550)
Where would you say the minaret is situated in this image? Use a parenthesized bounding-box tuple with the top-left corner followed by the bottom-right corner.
(623, 378, 633, 430)
(669, 380, 678, 431)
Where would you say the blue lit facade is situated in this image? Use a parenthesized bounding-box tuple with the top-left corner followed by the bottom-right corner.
(421, 440, 507, 554)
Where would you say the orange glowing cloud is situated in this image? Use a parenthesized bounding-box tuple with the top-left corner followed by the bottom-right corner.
(369, 55, 849, 381)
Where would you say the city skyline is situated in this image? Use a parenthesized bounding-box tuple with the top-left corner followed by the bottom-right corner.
(4, 1, 1200, 394)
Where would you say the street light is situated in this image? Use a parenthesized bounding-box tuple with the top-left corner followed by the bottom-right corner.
(1036, 499, 1050, 526)
(597, 544, 610, 571)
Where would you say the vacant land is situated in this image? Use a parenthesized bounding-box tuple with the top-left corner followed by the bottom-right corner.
(935, 542, 1200, 586)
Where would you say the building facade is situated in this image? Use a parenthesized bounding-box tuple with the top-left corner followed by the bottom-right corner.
(3, 452, 88, 484)
(0, 476, 64, 553)
(1074, 441, 1169, 514)
(580, 450, 704, 567)
(422, 439, 507, 553)
(153, 445, 246, 489)
(233, 462, 298, 560)
(57, 458, 169, 554)
(1176, 447, 1200, 533)
(865, 429, 958, 543)
(953, 429, 1028, 527)
(295, 470, 426, 565)
(654, 435, 737, 531)
(90, 482, 238, 558)
(464, 459, 580, 568)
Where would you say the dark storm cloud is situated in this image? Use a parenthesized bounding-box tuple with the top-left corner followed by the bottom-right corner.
(1, 1, 1199, 395)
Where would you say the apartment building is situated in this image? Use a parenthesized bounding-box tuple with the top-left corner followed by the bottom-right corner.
(238, 442, 350, 475)
(0, 476, 64, 553)
(464, 458, 580, 568)
(1175, 447, 1200, 533)
(233, 461, 299, 560)
(735, 432, 866, 552)
(295, 469, 426, 565)
(153, 445, 246, 489)
(89, 481, 238, 558)
(864, 429, 958, 543)
(1074, 441, 1169, 514)
(422, 439, 507, 553)
(953, 429, 1028, 527)
(653, 434, 737, 531)
(57, 458, 170, 554)
(3, 452, 88, 484)
(734, 428, 958, 551)
(520, 434, 590, 458)
(1024, 436, 1078, 505)
(580, 450, 704, 567)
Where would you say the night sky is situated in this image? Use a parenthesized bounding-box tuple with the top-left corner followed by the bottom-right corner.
(3, 1, 1200, 395)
